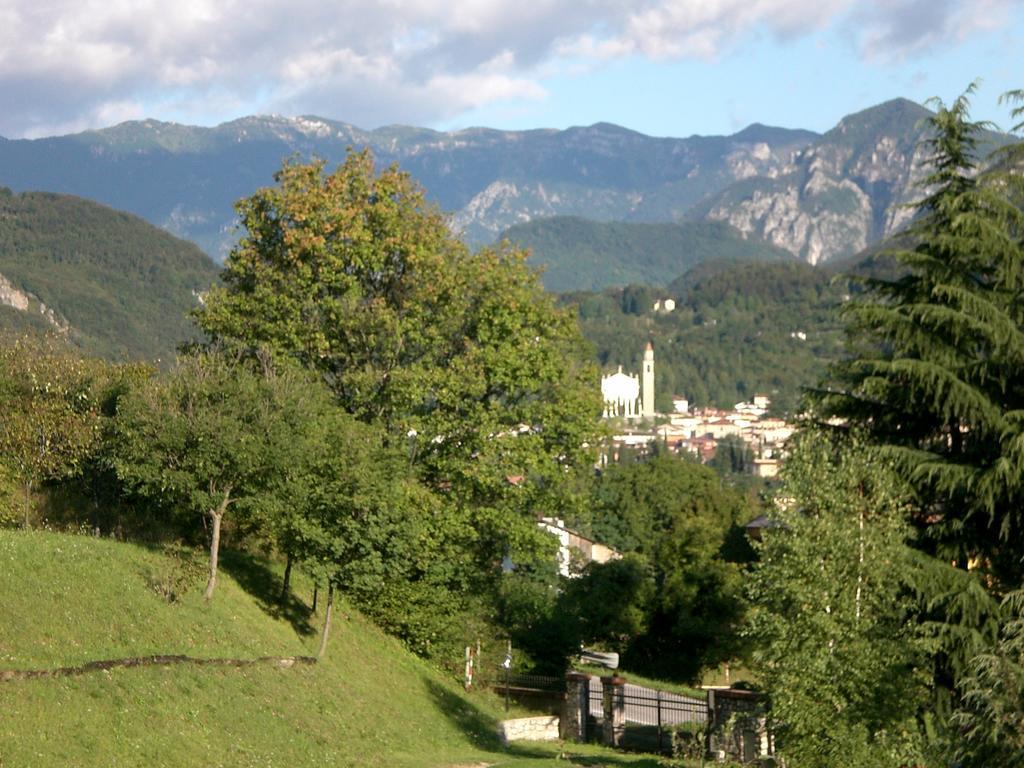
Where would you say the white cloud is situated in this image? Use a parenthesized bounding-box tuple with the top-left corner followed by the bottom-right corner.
(280, 48, 398, 85)
(854, 0, 1021, 62)
(0, 0, 1017, 137)
(21, 100, 146, 140)
(425, 69, 547, 109)
(620, 0, 849, 59)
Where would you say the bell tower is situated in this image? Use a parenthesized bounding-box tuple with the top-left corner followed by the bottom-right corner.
(641, 341, 655, 419)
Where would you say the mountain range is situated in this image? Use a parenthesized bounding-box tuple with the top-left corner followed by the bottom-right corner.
(2, 97, 1004, 271)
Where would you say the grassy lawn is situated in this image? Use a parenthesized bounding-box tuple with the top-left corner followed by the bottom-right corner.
(699, 662, 758, 689)
(0, 530, 680, 767)
(571, 660, 759, 696)
(571, 664, 705, 699)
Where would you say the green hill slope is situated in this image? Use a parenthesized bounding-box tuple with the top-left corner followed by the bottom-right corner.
(500, 216, 795, 292)
(0, 189, 220, 362)
(0, 530, 655, 767)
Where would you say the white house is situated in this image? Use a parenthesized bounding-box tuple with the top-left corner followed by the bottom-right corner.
(538, 517, 621, 577)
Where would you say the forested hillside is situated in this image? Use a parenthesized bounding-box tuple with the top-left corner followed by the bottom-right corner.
(565, 260, 846, 413)
(500, 216, 795, 291)
(0, 189, 220, 361)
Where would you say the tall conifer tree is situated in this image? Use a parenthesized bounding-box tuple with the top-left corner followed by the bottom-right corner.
(814, 85, 1024, 588)
(809, 89, 1023, 745)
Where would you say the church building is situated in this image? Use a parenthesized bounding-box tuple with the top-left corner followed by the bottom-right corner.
(601, 342, 655, 419)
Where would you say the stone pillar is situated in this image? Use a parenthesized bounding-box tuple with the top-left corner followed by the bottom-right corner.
(561, 672, 591, 742)
(601, 675, 626, 747)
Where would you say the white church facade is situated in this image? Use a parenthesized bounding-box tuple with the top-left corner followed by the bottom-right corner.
(601, 342, 655, 419)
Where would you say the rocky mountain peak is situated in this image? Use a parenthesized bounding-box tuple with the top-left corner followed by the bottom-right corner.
(701, 98, 1014, 265)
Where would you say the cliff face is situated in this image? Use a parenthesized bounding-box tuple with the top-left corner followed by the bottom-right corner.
(448, 130, 812, 243)
(700, 99, 952, 264)
(0, 272, 69, 332)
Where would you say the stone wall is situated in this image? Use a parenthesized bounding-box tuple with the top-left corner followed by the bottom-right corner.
(497, 716, 561, 745)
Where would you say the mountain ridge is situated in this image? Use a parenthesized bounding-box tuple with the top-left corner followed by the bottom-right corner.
(0, 97, 1013, 269)
(0, 114, 820, 258)
(697, 97, 1011, 264)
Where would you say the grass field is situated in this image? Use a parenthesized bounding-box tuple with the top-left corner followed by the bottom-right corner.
(0, 530, 673, 767)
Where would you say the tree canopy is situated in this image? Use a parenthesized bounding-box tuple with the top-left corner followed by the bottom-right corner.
(0, 335, 116, 526)
(111, 346, 333, 600)
(793, 86, 1024, 764)
(195, 150, 603, 584)
(587, 453, 754, 681)
(747, 433, 933, 767)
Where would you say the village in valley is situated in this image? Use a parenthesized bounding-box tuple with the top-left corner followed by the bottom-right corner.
(600, 342, 793, 477)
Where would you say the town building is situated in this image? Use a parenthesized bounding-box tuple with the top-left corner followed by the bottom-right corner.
(599, 343, 795, 474)
(538, 517, 621, 577)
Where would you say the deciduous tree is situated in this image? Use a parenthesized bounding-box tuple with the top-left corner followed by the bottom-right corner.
(112, 346, 328, 600)
(590, 453, 753, 681)
(0, 335, 108, 526)
(746, 433, 933, 768)
(195, 151, 602, 590)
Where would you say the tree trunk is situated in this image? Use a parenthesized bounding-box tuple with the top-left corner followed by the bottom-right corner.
(311, 585, 318, 614)
(22, 479, 31, 529)
(317, 584, 334, 659)
(279, 552, 293, 603)
(855, 505, 865, 623)
(203, 489, 231, 601)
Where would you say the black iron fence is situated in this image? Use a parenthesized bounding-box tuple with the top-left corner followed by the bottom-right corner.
(480, 670, 566, 693)
(503, 672, 566, 693)
(622, 683, 708, 727)
(585, 678, 708, 755)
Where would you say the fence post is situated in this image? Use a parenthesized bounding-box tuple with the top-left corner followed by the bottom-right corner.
(706, 688, 716, 759)
(656, 689, 663, 753)
(601, 675, 626, 748)
(562, 672, 590, 742)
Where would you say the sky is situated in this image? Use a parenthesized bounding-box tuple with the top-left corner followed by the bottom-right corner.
(1, 0, 1021, 140)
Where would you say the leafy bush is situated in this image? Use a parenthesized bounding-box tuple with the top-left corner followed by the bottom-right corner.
(670, 721, 707, 761)
(0, 463, 21, 528)
(145, 543, 206, 603)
